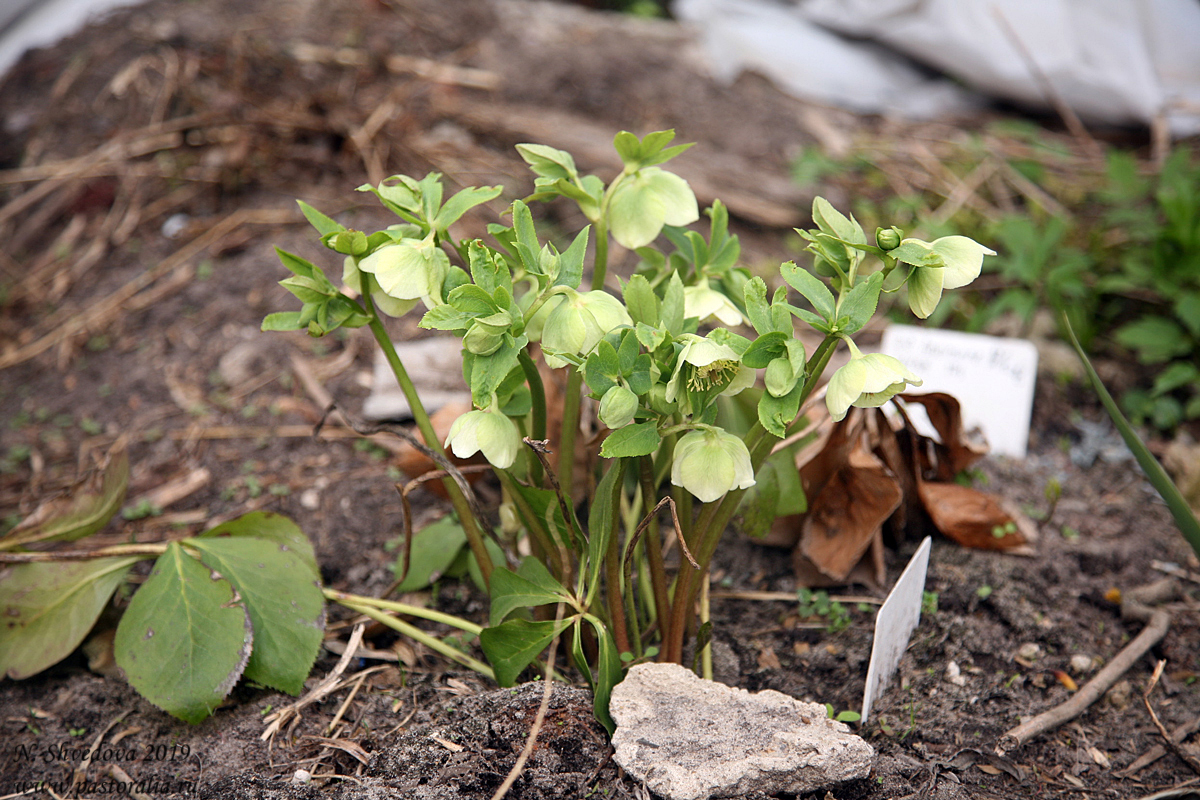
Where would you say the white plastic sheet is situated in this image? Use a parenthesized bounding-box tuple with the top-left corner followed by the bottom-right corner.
(675, 0, 1200, 135)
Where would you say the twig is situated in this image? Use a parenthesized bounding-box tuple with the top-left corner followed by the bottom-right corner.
(1143, 660, 1200, 776)
(1119, 712, 1200, 775)
(622, 495, 699, 574)
(71, 709, 133, 793)
(996, 579, 1179, 754)
(488, 603, 565, 800)
(262, 624, 365, 744)
(326, 670, 370, 737)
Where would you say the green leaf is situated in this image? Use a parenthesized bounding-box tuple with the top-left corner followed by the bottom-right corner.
(479, 617, 573, 687)
(511, 200, 541, 274)
(190, 525, 325, 695)
(781, 262, 835, 320)
(554, 227, 590, 290)
(468, 240, 511, 297)
(1114, 316, 1193, 363)
(516, 143, 579, 181)
(741, 332, 789, 369)
(758, 380, 804, 439)
(839, 272, 884, 334)
(275, 247, 317, 279)
(583, 615, 622, 735)
(662, 272, 686, 335)
(599, 422, 661, 458)
(623, 274, 660, 326)
(391, 516, 468, 592)
(201, 511, 320, 580)
(1152, 362, 1200, 396)
(811, 197, 864, 245)
(743, 277, 773, 335)
(261, 311, 305, 332)
(1061, 312, 1200, 562)
(1, 448, 128, 550)
(434, 186, 502, 231)
(586, 459, 625, 596)
(114, 543, 253, 723)
(0, 556, 140, 679)
(297, 200, 345, 237)
(488, 564, 571, 627)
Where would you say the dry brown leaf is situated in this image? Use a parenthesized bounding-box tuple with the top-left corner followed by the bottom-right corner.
(917, 481, 1028, 550)
(799, 445, 901, 582)
(897, 392, 988, 479)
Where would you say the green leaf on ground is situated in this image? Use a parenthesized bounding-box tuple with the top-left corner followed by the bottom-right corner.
(114, 542, 253, 724)
(488, 563, 571, 627)
(0, 556, 141, 679)
(190, 523, 325, 696)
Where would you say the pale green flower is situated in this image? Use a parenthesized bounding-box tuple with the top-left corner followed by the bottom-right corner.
(825, 340, 922, 422)
(671, 428, 755, 503)
(664, 335, 754, 405)
(357, 237, 449, 303)
(445, 407, 520, 469)
(539, 288, 632, 368)
(893, 235, 995, 319)
(343, 256, 417, 317)
(608, 167, 699, 249)
(598, 384, 639, 429)
(684, 280, 744, 326)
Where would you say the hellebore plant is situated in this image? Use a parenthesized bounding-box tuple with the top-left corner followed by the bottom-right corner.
(264, 130, 992, 731)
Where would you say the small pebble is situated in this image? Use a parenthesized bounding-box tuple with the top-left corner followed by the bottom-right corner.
(1069, 654, 1098, 675)
(1016, 643, 1041, 662)
(161, 213, 191, 239)
(945, 661, 966, 687)
(1105, 680, 1132, 711)
(300, 488, 320, 510)
(292, 769, 311, 785)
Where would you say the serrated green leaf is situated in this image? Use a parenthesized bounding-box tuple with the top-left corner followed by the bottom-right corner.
(839, 272, 884, 334)
(758, 380, 804, 438)
(599, 422, 661, 458)
(190, 523, 324, 695)
(623, 274, 660, 326)
(555, 226, 590, 290)
(488, 564, 571, 627)
(1, 448, 128, 550)
(0, 556, 141, 679)
(781, 262, 835, 320)
(662, 272, 685, 335)
(114, 543, 253, 723)
(479, 617, 573, 687)
(743, 277, 773, 335)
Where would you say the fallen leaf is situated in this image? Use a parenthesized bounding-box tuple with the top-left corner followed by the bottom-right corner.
(799, 444, 901, 581)
(897, 392, 988, 479)
(917, 481, 1028, 551)
(757, 646, 782, 670)
(977, 764, 1002, 775)
(1053, 670, 1078, 692)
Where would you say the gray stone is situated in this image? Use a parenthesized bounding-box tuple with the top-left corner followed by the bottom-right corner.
(610, 663, 874, 800)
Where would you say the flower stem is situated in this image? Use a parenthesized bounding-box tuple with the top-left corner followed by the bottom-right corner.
(337, 599, 495, 679)
(323, 589, 483, 635)
(556, 366, 583, 504)
(592, 220, 610, 291)
(638, 456, 671, 648)
(362, 289, 492, 585)
(518, 350, 547, 486)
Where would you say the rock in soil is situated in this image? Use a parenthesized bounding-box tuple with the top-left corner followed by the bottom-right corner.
(610, 663, 874, 800)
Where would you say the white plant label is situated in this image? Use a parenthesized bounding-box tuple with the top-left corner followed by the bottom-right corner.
(861, 536, 931, 725)
(881, 325, 1038, 458)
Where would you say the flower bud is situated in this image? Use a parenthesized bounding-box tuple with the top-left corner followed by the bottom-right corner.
(540, 288, 632, 368)
(764, 356, 797, 398)
(343, 257, 417, 318)
(598, 384, 639, 429)
(608, 167, 699, 249)
(875, 226, 903, 251)
(648, 383, 677, 416)
(357, 237, 449, 302)
(463, 322, 504, 356)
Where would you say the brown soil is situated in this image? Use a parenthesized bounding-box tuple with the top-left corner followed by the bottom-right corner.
(2, 1, 1198, 799)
